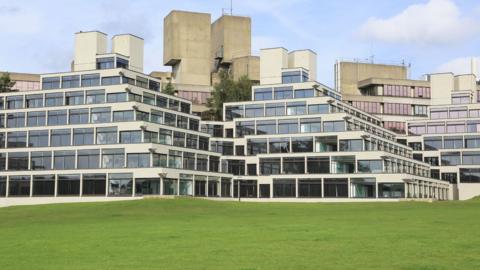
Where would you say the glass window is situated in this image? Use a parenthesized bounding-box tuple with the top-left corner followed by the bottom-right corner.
(7, 112, 25, 127)
(225, 105, 244, 120)
(107, 92, 127, 103)
(77, 149, 100, 169)
(117, 58, 129, 69)
(27, 111, 46, 126)
(7, 131, 27, 148)
(254, 88, 273, 101)
(173, 131, 185, 147)
(8, 152, 29, 170)
(292, 137, 313, 152)
(113, 110, 134, 122)
(69, 109, 89, 124)
(151, 110, 163, 124)
(159, 129, 172, 145)
(295, 89, 314, 98)
(199, 136, 209, 151)
(47, 110, 67, 126)
(143, 92, 155, 105)
(183, 152, 196, 170)
(83, 173, 106, 196)
(26, 94, 43, 108)
(467, 120, 480, 133)
(278, 119, 298, 134)
(156, 96, 168, 108)
(164, 112, 176, 126)
(286, 101, 306, 115)
(180, 102, 190, 114)
(323, 121, 345, 132)
(378, 183, 404, 198)
(424, 137, 442, 150)
(168, 150, 183, 168)
(260, 158, 281, 175)
(50, 129, 71, 146)
(149, 80, 160, 91)
(0, 154, 4, 171)
(91, 107, 111, 123)
(273, 86, 293, 100)
(283, 157, 305, 174)
(96, 127, 117, 144)
(300, 118, 321, 133)
(120, 131, 142, 144)
(169, 99, 179, 111)
(273, 179, 296, 197)
(339, 139, 363, 151)
(186, 134, 198, 149)
(256, 120, 276, 135)
(86, 89, 105, 104)
(460, 168, 480, 183)
(101, 76, 121, 86)
(136, 76, 149, 88)
(189, 118, 199, 131)
(96, 57, 114, 69)
(31, 151, 52, 170)
(269, 138, 290, 153)
(32, 175, 55, 196)
(307, 157, 329, 173)
(282, 71, 301, 84)
(73, 128, 94, 145)
(108, 173, 132, 196)
(265, 103, 285, 116)
(245, 104, 264, 118)
(65, 91, 84, 105)
(247, 139, 268, 155)
(81, 74, 100, 87)
(465, 136, 480, 148)
(45, 92, 63, 107)
(236, 121, 255, 137)
(177, 116, 188, 129)
(8, 175, 31, 196)
(54, 150, 75, 169)
(61, 75, 80, 88)
(102, 148, 125, 168)
(308, 104, 329, 114)
(127, 153, 150, 168)
(153, 153, 168, 167)
(42, 77, 60, 90)
(444, 136, 463, 149)
(441, 152, 461, 166)
(463, 151, 480, 165)
(144, 131, 159, 143)
(28, 130, 49, 147)
(357, 160, 383, 173)
(6, 95, 23, 109)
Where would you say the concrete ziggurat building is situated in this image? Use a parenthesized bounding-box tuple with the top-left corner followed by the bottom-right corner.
(159, 10, 259, 113)
(337, 60, 480, 200)
(9, 29, 480, 201)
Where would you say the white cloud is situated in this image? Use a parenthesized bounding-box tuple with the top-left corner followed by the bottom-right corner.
(358, 0, 479, 45)
(436, 57, 479, 76)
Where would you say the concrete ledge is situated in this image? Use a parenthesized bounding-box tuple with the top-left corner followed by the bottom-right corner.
(0, 197, 142, 208)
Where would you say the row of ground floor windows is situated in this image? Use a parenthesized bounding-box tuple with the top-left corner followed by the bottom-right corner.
(0, 176, 446, 199)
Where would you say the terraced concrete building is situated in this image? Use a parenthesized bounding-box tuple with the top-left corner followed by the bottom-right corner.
(0, 32, 457, 201)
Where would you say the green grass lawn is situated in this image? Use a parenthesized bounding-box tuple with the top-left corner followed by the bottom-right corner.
(0, 198, 479, 270)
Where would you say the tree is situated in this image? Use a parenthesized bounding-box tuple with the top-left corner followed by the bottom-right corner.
(162, 81, 176, 96)
(205, 71, 253, 121)
(0, 73, 14, 92)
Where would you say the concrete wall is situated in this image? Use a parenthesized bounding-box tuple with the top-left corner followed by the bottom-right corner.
(288, 50, 317, 81)
(428, 73, 454, 106)
(112, 34, 144, 73)
(454, 74, 476, 92)
(211, 15, 251, 64)
(336, 62, 407, 96)
(163, 11, 211, 86)
(73, 31, 107, 71)
(260, 48, 288, 85)
(457, 183, 480, 200)
(231, 56, 259, 82)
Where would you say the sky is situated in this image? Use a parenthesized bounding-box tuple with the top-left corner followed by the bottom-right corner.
(1, 0, 480, 87)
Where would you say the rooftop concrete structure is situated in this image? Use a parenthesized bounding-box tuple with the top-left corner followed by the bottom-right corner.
(211, 15, 251, 64)
(112, 34, 144, 73)
(73, 31, 108, 72)
(163, 10, 212, 86)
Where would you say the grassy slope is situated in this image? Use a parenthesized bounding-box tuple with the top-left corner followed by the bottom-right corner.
(0, 199, 479, 270)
